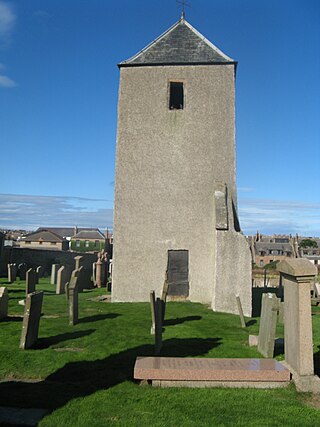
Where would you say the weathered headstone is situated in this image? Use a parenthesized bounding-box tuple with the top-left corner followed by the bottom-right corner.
(18, 263, 27, 280)
(50, 264, 60, 285)
(74, 256, 83, 271)
(92, 262, 96, 285)
(77, 266, 93, 291)
(277, 259, 320, 392)
(7, 263, 17, 283)
(314, 283, 320, 298)
(0, 287, 9, 319)
(236, 295, 246, 328)
(150, 290, 156, 335)
(68, 277, 79, 326)
(257, 293, 280, 358)
(36, 266, 44, 278)
(155, 297, 163, 355)
(95, 259, 102, 288)
(26, 268, 37, 295)
(19, 291, 44, 349)
(56, 266, 71, 295)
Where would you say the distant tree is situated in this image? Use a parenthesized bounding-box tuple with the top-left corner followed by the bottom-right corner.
(265, 260, 280, 269)
(299, 239, 317, 249)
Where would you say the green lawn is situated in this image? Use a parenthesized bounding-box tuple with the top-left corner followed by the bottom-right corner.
(0, 277, 320, 426)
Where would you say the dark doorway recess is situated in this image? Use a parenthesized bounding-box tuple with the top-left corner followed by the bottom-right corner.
(167, 250, 189, 297)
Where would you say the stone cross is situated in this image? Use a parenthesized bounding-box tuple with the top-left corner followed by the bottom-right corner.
(26, 268, 37, 295)
(258, 293, 280, 358)
(0, 287, 9, 320)
(277, 259, 320, 392)
(19, 291, 44, 349)
(50, 264, 60, 285)
(68, 277, 79, 325)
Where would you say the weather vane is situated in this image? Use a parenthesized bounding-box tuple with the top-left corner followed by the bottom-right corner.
(176, 0, 190, 19)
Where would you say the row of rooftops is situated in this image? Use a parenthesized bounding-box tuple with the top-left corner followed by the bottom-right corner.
(19, 227, 111, 243)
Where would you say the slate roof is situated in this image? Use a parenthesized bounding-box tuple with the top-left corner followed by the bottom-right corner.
(37, 227, 98, 239)
(71, 230, 105, 240)
(119, 18, 235, 67)
(22, 230, 66, 243)
(255, 242, 293, 255)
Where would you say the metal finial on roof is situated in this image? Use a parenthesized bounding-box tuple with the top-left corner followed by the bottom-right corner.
(176, 0, 190, 20)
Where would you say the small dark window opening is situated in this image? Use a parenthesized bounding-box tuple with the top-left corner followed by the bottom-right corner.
(169, 82, 184, 110)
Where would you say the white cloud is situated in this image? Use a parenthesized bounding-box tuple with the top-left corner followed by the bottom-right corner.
(0, 193, 113, 230)
(0, 74, 16, 87)
(238, 197, 320, 236)
(0, 1, 16, 46)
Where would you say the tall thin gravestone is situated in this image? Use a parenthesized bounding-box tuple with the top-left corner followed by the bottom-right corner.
(19, 291, 44, 349)
(36, 266, 44, 278)
(18, 263, 27, 280)
(0, 287, 9, 320)
(277, 259, 320, 392)
(236, 295, 246, 328)
(155, 297, 163, 355)
(26, 268, 37, 295)
(258, 293, 280, 358)
(50, 264, 60, 285)
(8, 264, 17, 283)
(68, 277, 79, 325)
(150, 290, 156, 335)
(56, 266, 71, 295)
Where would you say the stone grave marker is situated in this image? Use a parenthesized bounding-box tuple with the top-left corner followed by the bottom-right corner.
(150, 290, 156, 335)
(0, 287, 9, 319)
(236, 295, 246, 328)
(277, 259, 320, 392)
(95, 259, 102, 288)
(134, 357, 290, 388)
(8, 264, 17, 283)
(155, 297, 163, 355)
(56, 266, 71, 295)
(92, 262, 96, 285)
(74, 256, 83, 271)
(19, 291, 44, 349)
(26, 268, 37, 295)
(18, 263, 27, 280)
(50, 264, 60, 285)
(257, 293, 280, 358)
(68, 277, 79, 326)
(36, 266, 44, 278)
(314, 283, 320, 298)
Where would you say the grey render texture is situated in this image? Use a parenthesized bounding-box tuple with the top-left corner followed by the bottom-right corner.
(112, 18, 252, 316)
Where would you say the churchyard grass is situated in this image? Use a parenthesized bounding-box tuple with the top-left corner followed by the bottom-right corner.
(1, 277, 320, 426)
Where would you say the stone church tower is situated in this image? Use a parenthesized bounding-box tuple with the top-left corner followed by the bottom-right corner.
(112, 17, 252, 316)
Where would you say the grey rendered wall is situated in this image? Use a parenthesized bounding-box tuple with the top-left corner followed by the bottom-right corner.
(112, 64, 237, 303)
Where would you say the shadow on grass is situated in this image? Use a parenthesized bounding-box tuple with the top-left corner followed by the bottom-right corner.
(164, 315, 201, 326)
(245, 319, 257, 327)
(0, 337, 221, 414)
(2, 316, 23, 322)
(79, 313, 121, 324)
(34, 329, 95, 349)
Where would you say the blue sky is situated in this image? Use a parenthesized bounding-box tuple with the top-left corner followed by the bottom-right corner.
(0, 0, 319, 236)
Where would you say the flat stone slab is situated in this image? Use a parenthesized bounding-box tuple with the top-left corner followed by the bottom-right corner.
(134, 357, 290, 383)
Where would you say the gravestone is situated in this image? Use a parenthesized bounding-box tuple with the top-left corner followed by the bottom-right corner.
(236, 295, 246, 328)
(134, 357, 290, 388)
(8, 264, 17, 283)
(77, 266, 93, 291)
(19, 291, 44, 349)
(0, 287, 9, 319)
(155, 297, 163, 355)
(277, 259, 320, 392)
(36, 266, 44, 278)
(150, 291, 156, 335)
(56, 266, 71, 295)
(74, 256, 83, 271)
(18, 263, 27, 280)
(92, 262, 96, 285)
(95, 259, 102, 288)
(50, 264, 60, 285)
(68, 277, 79, 326)
(26, 268, 37, 295)
(257, 293, 280, 358)
(314, 283, 320, 298)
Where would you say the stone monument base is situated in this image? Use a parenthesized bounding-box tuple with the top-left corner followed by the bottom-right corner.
(134, 357, 290, 389)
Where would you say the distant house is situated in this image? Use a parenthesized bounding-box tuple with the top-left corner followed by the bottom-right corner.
(299, 237, 320, 266)
(249, 233, 296, 267)
(19, 230, 69, 251)
(70, 229, 106, 253)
